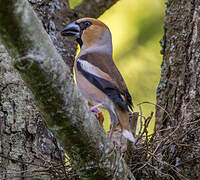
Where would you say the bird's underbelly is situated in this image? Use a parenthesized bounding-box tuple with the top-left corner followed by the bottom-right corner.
(75, 71, 113, 110)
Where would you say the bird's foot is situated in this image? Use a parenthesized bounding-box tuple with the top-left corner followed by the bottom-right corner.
(88, 102, 104, 126)
(89, 103, 103, 112)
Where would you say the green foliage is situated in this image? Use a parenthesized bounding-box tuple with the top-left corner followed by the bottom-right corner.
(100, 0, 164, 134)
(69, 0, 82, 8)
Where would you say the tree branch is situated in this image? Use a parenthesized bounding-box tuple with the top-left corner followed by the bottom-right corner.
(74, 0, 119, 18)
(0, 0, 135, 179)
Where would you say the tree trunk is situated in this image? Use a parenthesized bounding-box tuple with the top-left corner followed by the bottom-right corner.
(0, 43, 67, 179)
(155, 0, 200, 179)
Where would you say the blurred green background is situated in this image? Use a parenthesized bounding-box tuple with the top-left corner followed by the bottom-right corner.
(70, 0, 164, 134)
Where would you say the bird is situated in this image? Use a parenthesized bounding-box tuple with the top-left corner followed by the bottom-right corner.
(61, 18, 135, 142)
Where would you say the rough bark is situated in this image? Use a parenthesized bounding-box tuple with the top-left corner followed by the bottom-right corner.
(0, 0, 135, 179)
(74, 0, 119, 19)
(155, 0, 200, 179)
(0, 43, 66, 179)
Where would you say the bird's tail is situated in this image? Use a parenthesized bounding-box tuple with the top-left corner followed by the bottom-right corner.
(116, 107, 135, 142)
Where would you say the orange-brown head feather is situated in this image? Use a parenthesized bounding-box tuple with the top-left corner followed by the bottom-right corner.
(77, 18, 112, 54)
(61, 18, 113, 55)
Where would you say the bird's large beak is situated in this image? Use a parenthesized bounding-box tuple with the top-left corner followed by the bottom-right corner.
(61, 21, 80, 38)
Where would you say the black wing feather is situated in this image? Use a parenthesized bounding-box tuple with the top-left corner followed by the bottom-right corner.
(124, 90, 133, 111)
(77, 61, 129, 112)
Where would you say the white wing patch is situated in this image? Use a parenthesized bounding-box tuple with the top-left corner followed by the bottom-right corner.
(77, 58, 112, 82)
(77, 59, 97, 75)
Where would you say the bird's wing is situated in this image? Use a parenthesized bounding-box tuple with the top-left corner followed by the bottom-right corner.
(77, 54, 132, 111)
(78, 52, 133, 110)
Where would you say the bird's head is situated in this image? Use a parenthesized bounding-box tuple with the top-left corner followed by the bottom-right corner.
(61, 18, 112, 55)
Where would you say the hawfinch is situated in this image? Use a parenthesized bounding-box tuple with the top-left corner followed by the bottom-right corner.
(61, 18, 135, 142)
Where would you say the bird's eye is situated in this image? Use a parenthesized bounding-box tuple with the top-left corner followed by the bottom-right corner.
(85, 21, 91, 27)
(79, 21, 92, 30)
